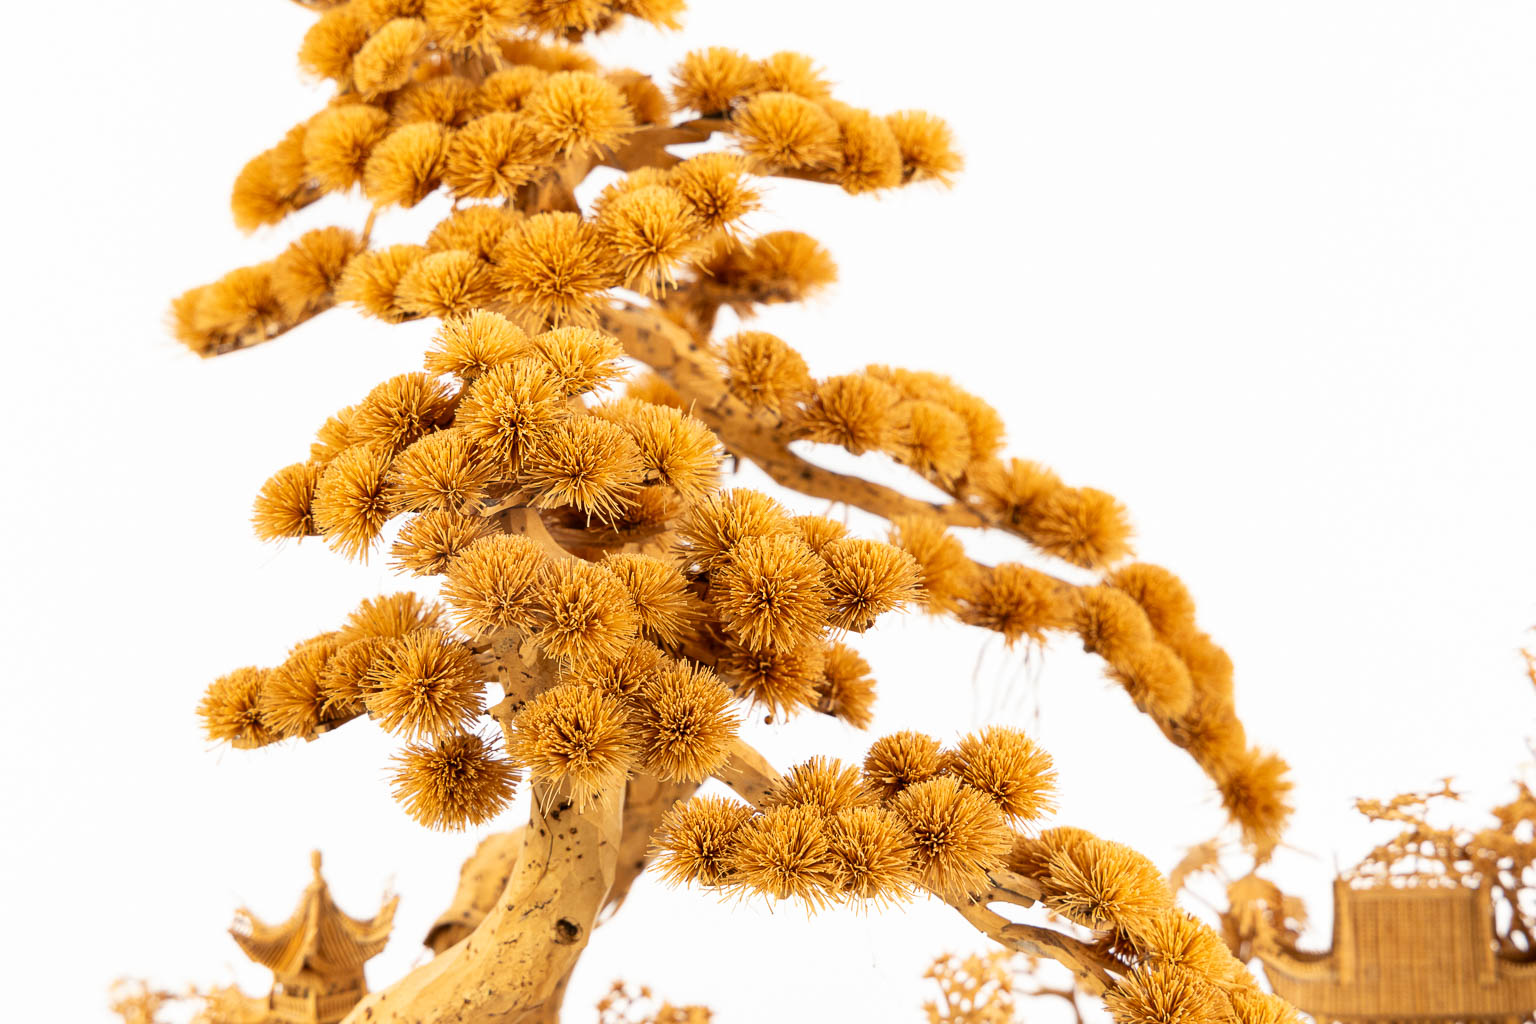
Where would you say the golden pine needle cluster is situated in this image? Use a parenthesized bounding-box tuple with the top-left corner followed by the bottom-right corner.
(996, 827, 1304, 1024)
(209, 312, 946, 823)
(170, 11, 961, 357)
(654, 726, 1051, 906)
(213, 308, 946, 822)
(714, 329, 1290, 853)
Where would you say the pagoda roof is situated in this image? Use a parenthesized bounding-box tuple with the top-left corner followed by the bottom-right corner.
(229, 851, 397, 978)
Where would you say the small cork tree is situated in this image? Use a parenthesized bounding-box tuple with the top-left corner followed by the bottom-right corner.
(170, 2, 1299, 1022)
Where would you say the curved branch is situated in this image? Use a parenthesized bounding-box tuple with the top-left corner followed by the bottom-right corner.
(952, 900, 1117, 996)
(713, 735, 782, 807)
(710, 737, 1126, 997)
(597, 304, 999, 534)
(983, 866, 1045, 906)
(599, 121, 722, 172)
(597, 301, 1289, 852)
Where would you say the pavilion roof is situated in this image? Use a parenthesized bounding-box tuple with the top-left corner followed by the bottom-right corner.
(229, 851, 396, 978)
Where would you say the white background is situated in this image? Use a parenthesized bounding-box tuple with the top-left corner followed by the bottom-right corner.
(5, 1, 1536, 1020)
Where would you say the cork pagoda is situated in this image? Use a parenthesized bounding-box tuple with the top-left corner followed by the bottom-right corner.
(1256, 773, 1536, 1024)
(229, 852, 398, 1024)
(1259, 877, 1536, 1023)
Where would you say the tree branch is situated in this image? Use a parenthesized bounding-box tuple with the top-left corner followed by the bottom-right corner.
(598, 303, 1006, 534)
(709, 737, 1125, 997)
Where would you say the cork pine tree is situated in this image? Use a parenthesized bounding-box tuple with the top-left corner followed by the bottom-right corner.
(170, 2, 1300, 1022)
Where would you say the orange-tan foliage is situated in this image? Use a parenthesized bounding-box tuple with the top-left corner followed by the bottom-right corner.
(169, 3, 1296, 1021)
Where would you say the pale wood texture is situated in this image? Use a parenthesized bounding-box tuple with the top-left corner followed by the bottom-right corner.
(420, 776, 697, 957)
(423, 831, 524, 955)
(342, 784, 623, 1024)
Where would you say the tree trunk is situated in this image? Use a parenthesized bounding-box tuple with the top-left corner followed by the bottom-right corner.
(343, 783, 623, 1024)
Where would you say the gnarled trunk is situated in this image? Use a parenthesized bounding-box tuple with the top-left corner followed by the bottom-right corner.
(343, 784, 622, 1024)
